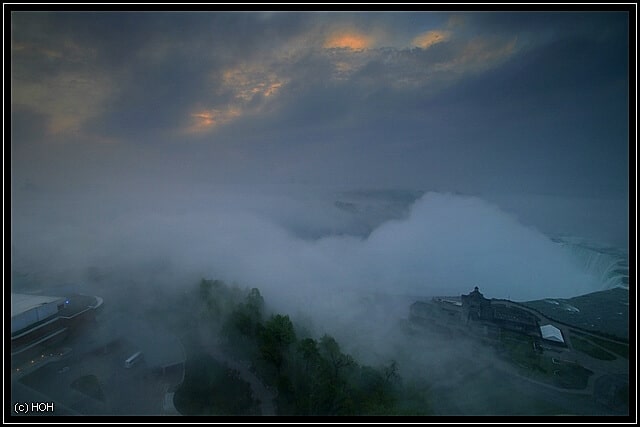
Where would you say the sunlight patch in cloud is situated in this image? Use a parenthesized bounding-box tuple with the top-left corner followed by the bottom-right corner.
(184, 63, 289, 134)
(412, 30, 451, 49)
(11, 37, 110, 138)
(324, 31, 374, 51)
(186, 107, 242, 133)
(181, 27, 519, 134)
(12, 72, 113, 136)
(222, 65, 287, 102)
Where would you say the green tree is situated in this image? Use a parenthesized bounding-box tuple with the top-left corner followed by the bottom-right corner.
(297, 338, 320, 372)
(198, 279, 234, 321)
(225, 305, 255, 336)
(246, 288, 264, 318)
(352, 365, 397, 414)
(319, 334, 355, 381)
(222, 288, 265, 342)
(259, 314, 296, 373)
(383, 359, 399, 383)
(199, 278, 214, 299)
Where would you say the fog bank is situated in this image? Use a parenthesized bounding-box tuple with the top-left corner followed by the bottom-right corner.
(12, 190, 598, 309)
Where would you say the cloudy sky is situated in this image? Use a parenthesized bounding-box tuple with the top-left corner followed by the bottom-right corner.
(9, 10, 632, 311)
(11, 11, 629, 197)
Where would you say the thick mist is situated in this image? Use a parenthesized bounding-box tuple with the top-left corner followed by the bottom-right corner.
(8, 187, 614, 412)
(12, 189, 599, 309)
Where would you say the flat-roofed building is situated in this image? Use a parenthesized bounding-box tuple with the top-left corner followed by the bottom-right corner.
(11, 293, 103, 364)
(540, 324, 565, 344)
(491, 304, 540, 335)
(11, 293, 66, 334)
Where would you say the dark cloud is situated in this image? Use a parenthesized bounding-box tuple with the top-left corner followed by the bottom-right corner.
(457, 11, 628, 40)
(10, 11, 629, 263)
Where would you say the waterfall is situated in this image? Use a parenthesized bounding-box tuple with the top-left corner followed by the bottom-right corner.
(554, 237, 629, 290)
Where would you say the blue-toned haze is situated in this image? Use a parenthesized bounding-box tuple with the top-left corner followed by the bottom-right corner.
(11, 12, 629, 311)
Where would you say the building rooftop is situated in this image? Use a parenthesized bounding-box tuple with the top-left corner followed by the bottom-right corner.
(540, 324, 564, 343)
(492, 305, 538, 326)
(11, 293, 64, 318)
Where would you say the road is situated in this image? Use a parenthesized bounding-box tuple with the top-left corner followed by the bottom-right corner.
(416, 298, 629, 414)
(197, 331, 276, 415)
(494, 299, 629, 409)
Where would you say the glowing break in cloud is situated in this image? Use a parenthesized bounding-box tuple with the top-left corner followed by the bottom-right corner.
(187, 107, 242, 134)
(12, 72, 113, 136)
(322, 29, 376, 80)
(222, 65, 286, 102)
(412, 30, 451, 49)
(11, 37, 113, 138)
(185, 63, 288, 134)
(324, 31, 374, 51)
